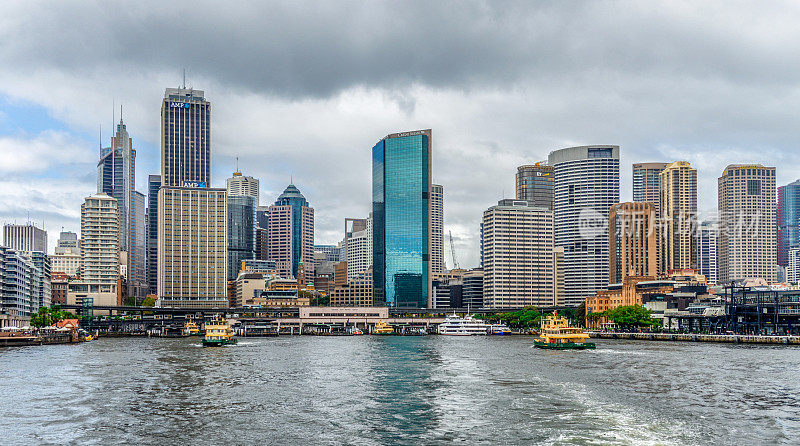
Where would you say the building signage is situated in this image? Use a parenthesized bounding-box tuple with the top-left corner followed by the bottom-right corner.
(182, 181, 207, 188)
(170, 102, 191, 108)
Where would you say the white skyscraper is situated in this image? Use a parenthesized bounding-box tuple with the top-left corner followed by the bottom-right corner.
(3, 223, 47, 253)
(430, 184, 444, 274)
(227, 170, 260, 204)
(549, 145, 620, 307)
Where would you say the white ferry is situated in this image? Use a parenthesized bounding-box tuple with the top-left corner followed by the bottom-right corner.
(437, 314, 489, 336)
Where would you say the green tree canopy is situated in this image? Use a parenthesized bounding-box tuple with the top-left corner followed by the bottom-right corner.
(604, 305, 659, 328)
(30, 306, 79, 328)
(141, 296, 156, 307)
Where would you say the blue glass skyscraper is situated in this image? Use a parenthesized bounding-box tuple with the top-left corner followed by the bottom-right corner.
(778, 179, 800, 267)
(227, 195, 256, 280)
(372, 129, 432, 308)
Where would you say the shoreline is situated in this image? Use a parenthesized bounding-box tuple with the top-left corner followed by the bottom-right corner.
(589, 331, 800, 345)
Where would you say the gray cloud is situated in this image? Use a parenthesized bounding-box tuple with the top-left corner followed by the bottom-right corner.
(1, 1, 800, 266)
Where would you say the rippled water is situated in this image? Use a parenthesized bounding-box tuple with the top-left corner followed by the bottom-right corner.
(2, 337, 800, 444)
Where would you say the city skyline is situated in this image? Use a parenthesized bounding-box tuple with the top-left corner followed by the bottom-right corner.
(3, 3, 800, 269)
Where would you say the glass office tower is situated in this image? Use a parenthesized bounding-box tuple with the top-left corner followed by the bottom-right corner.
(227, 195, 256, 280)
(372, 129, 432, 308)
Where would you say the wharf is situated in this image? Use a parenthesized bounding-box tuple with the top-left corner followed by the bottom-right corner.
(0, 332, 78, 347)
(589, 331, 800, 345)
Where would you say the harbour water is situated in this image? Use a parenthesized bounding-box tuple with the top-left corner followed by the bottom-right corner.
(2, 336, 799, 444)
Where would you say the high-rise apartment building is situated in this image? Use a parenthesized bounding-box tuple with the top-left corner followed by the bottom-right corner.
(227, 171, 259, 204)
(777, 180, 800, 267)
(76, 193, 120, 305)
(431, 184, 445, 274)
(3, 223, 47, 253)
(268, 184, 314, 279)
(0, 246, 49, 328)
(659, 161, 697, 272)
(516, 163, 554, 210)
(345, 218, 372, 281)
(549, 145, 620, 306)
(482, 199, 560, 308)
(718, 164, 777, 282)
(372, 129, 432, 308)
(146, 175, 161, 294)
(160, 88, 211, 187)
(158, 186, 228, 307)
(609, 202, 657, 283)
(697, 221, 718, 285)
(632, 163, 668, 213)
(227, 194, 256, 280)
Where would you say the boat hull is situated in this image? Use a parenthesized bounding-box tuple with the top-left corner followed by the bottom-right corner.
(534, 340, 595, 350)
(201, 338, 238, 347)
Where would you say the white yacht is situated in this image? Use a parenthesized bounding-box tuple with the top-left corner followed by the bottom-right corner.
(437, 314, 489, 336)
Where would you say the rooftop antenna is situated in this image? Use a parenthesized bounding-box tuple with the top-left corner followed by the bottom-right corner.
(183, 68, 186, 89)
(112, 99, 115, 133)
(99, 124, 102, 155)
(120, 104, 123, 123)
(235, 156, 239, 173)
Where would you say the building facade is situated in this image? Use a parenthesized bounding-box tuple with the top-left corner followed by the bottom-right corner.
(659, 161, 698, 272)
(372, 129, 432, 308)
(787, 248, 800, 284)
(268, 184, 314, 279)
(330, 267, 374, 307)
(146, 174, 161, 295)
(515, 163, 554, 210)
(160, 88, 211, 187)
(609, 202, 658, 283)
(549, 145, 620, 306)
(632, 162, 668, 214)
(158, 187, 228, 307)
(51, 231, 81, 277)
(345, 223, 372, 281)
(78, 193, 120, 305)
(3, 223, 47, 253)
(227, 171, 260, 204)
(777, 180, 800, 268)
(314, 244, 342, 262)
(482, 199, 559, 308)
(431, 184, 444, 274)
(718, 164, 777, 282)
(0, 247, 40, 327)
(227, 194, 256, 281)
(697, 221, 718, 285)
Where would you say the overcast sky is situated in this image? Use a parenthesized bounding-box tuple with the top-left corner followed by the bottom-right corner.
(1, 1, 799, 267)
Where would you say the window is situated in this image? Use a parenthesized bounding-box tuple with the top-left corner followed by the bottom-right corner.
(747, 180, 761, 196)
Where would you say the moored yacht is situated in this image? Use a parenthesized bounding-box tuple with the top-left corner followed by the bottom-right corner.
(437, 314, 489, 336)
(487, 323, 512, 335)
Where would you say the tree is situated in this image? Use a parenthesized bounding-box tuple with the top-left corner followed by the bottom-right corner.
(141, 296, 156, 307)
(604, 305, 659, 329)
(30, 306, 78, 328)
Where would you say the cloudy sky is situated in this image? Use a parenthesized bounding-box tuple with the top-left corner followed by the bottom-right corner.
(1, 1, 799, 267)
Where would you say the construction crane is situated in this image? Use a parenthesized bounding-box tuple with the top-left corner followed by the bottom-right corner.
(449, 230, 460, 270)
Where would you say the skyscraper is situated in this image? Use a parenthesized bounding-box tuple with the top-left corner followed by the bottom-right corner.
(697, 221, 718, 284)
(632, 163, 668, 213)
(160, 87, 211, 187)
(609, 202, 657, 283)
(227, 194, 256, 280)
(97, 117, 145, 297)
(718, 164, 777, 282)
(345, 217, 372, 281)
(146, 175, 161, 295)
(430, 184, 444, 274)
(268, 184, 314, 279)
(372, 129, 432, 308)
(516, 163, 554, 210)
(659, 161, 697, 272)
(79, 193, 120, 305)
(51, 231, 81, 277)
(549, 145, 620, 307)
(482, 199, 559, 308)
(227, 170, 260, 204)
(158, 186, 228, 307)
(777, 179, 800, 268)
(3, 223, 47, 253)
(131, 191, 146, 296)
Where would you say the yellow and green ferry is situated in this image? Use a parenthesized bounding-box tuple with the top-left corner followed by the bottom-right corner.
(201, 316, 238, 347)
(534, 313, 595, 350)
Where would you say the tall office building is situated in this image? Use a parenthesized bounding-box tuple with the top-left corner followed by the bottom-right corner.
(345, 218, 372, 281)
(3, 223, 47, 253)
(227, 194, 256, 280)
(314, 244, 342, 262)
(482, 199, 559, 308)
(54, 231, 79, 254)
(51, 231, 81, 276)
(255, 206, 270, 261)
(516, 163, 554, 210)
(659, 161, 697, 272)
(777, 179, 800, 267)
(372, 129, 432, 308)
(431, 184, 445, 274)
(79, 193, 120, 305)
(160, 87, 211, 187)
(549, 145, 620, 306)
(130, 191, 146, 296)
(697, 221, 718, 284)
(632, 163, 668, 213)
(227, 171, 260, 204)
(146, 175, 161, 295)
(158, 186, 228, 307)
(609, 202, 657, 283)
(268, 184, 314, 279)
(718, 164, 777, 282)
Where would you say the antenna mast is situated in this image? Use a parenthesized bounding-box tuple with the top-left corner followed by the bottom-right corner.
(449, 230, 460, 270)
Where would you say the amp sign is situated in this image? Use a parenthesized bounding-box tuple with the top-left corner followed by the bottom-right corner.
(182, 181, 207, 188)
(170, 102, 191, 108)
